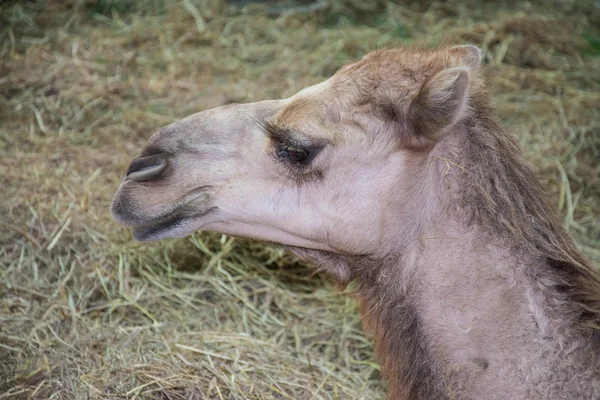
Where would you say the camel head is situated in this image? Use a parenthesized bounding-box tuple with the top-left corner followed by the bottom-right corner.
(111, 45, 482, 274)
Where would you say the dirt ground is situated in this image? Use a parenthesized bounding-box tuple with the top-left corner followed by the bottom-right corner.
(1, 0, 599, 398)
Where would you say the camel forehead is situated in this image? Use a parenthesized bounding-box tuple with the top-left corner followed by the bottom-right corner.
(270, 47, 448, 144)
(295, 79, 330, 97)
(273, 79, 341, 143)
(332, 47, 452, 89)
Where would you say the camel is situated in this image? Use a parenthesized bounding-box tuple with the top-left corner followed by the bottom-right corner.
(111, 45, 600, 399)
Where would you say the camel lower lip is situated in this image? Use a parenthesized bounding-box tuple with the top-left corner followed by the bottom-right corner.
(132, 208, 216, 242)
(132, 215, 184, 242)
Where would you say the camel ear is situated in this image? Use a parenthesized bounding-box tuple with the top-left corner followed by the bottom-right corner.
(449, 44, 482, 69)
(409, 67, 470, 139)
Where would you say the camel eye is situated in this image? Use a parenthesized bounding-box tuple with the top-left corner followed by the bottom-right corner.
(278, 145, 309, 163)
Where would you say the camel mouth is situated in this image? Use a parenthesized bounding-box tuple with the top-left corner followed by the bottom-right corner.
(111, 183, 215, 241)
(131, 207, 217, 242)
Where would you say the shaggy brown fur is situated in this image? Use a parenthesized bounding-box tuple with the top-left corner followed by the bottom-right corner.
(461, 93, 600, 334)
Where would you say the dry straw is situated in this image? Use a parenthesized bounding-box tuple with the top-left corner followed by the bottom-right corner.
(1, 0, 599, 398)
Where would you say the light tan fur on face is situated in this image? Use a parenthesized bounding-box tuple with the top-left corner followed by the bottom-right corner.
(112, 45, 600, 399)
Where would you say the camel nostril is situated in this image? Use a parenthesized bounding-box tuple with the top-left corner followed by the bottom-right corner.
(125, 153, 168, 182)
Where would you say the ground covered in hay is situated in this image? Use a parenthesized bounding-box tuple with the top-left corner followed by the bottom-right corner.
(1, 0, 599, 398)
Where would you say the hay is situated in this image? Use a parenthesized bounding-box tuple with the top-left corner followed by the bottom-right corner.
(1, 0, 598, 398)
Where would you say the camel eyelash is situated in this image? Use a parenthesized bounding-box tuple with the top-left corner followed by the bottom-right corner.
(274, 143, 324, 184)
(265, 122, 325, 169)
(276, 142, 324, 165)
